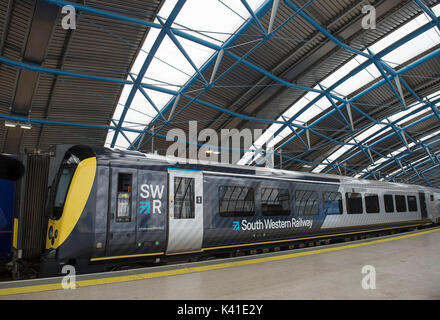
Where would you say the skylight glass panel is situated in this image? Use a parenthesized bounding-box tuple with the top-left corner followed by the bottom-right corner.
(314, 91, 440, 174)
(106, 0, 266, 149)
(240, 3, 440, 168)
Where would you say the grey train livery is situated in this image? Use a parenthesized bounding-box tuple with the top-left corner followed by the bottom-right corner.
(39, 145, 440, 276)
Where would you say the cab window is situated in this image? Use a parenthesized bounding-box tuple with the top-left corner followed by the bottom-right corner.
(53, 167, 76, 219)
(52, 153, 80, 220)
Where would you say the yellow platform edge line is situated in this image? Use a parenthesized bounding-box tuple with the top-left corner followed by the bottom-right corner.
(1, 227, 439, 296)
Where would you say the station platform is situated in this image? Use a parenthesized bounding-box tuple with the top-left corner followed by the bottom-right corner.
(1, 227, 440, 300)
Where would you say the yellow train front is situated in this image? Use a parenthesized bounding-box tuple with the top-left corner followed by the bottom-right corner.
(41, 145, 168, 276)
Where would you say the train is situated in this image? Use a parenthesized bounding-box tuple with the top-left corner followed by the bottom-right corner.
(32, 144, 440, 276)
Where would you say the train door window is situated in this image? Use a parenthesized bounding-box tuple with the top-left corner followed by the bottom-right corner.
(365, 194, 380, 214)
(295, 190, 319, 216)
(430, 194, 434, 201)
(219, 186, 255, 217)
(346, 193, 363, 214)
(322, 192, 342, 215)
(116, 173, 132, 222)
(384, 194, 394, 213)
(395, 195, 407, 212)
(407, 196, 418, 212)
(174, 177, 195, 219)
(261, 188, 290, 216)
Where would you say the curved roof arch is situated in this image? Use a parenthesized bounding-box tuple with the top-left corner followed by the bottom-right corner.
(0, 0, 440, 188)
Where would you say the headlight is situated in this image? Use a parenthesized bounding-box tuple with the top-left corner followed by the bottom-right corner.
(48, 226, 53, 239)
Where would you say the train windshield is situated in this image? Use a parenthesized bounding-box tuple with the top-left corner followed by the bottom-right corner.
(52, 153, 80, 220)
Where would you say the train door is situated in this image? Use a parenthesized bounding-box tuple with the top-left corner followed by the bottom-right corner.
(106, 167, 138, 256)
(167, 169, 203, 254)
(419, 192, 427, 219)
(428, 192, 436, 219)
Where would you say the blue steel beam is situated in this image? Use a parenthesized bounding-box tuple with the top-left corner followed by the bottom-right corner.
(327, 91, 440, 177)
(263, 1, 439, 158)
(43, 0, 221, 51)
(240, 0, 267, 35)
(0, 112, 291, 155)
(130, 0, 276, 150)
(110, 0, 186, 147)
(5, 24, 434, 178)
(336, 112, 440, 177)
(0, 54, 308, 129)
(359, 131, 440, 180)
(44, 0, 439, 170)
(407, 162, 440, 184)
(396, 148, 440, 182)
(279, 47, 440, 162)
(283, 0, 370, 60)
(12, 0, 440, 186)
(275, 2, 440, 174)
(127, 73, 167, 122)
(156, 16, 208, 86)
(260, 21, 437, 157)
(401, 162, 439, 185)
(131, 0, 318, 151)
(414, 0, 438, 22)
(368, 49, 407, 110)
(43, 0, 331, 148)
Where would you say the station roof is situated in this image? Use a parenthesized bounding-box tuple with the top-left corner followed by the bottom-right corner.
(1, 0, 440, 188)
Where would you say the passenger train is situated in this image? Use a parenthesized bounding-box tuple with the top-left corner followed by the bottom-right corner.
(38, 145, 440, 276)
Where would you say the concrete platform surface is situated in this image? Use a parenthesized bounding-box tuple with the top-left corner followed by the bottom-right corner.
(1, 227, 440, 300)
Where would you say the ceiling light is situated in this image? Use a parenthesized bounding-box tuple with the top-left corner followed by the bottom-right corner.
(4, 120, 32, 129)
(19, 123, 32, 130)
(4, 120, 17, 128)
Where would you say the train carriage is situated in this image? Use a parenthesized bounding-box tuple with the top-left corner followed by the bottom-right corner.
(39, 145, 440, 276)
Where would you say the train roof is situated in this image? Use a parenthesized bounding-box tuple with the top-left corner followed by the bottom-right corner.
(63, 145, 440, 193)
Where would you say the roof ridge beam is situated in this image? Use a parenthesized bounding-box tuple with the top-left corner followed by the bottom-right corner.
(110, 0, 187, 147)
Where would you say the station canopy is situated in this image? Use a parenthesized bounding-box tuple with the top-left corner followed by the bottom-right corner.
(1, 0, 440, 187)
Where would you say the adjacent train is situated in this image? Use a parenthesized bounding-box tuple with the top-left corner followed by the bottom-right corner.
(39, 145, 440, 276)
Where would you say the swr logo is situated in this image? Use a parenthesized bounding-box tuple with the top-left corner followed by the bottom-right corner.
(139, 201, 151, 214)
(232, 221, 240, 231)
(140, 184, 164, 214)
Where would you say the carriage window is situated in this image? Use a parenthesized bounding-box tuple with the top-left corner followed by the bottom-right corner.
(261, 188, 290, 216)
(365, 194, 380, 214)
(323, 192, 342, 215)
(174, 177, 195, 219)
(407, 196, 418, 212)
(116, 173, 132, 222)
(395, 195, 407, 212)
(384, 194, 394, 213)
(346, 192, 363, 214)
(219, 186, 255, 217)
(295, 190, 319, 216)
